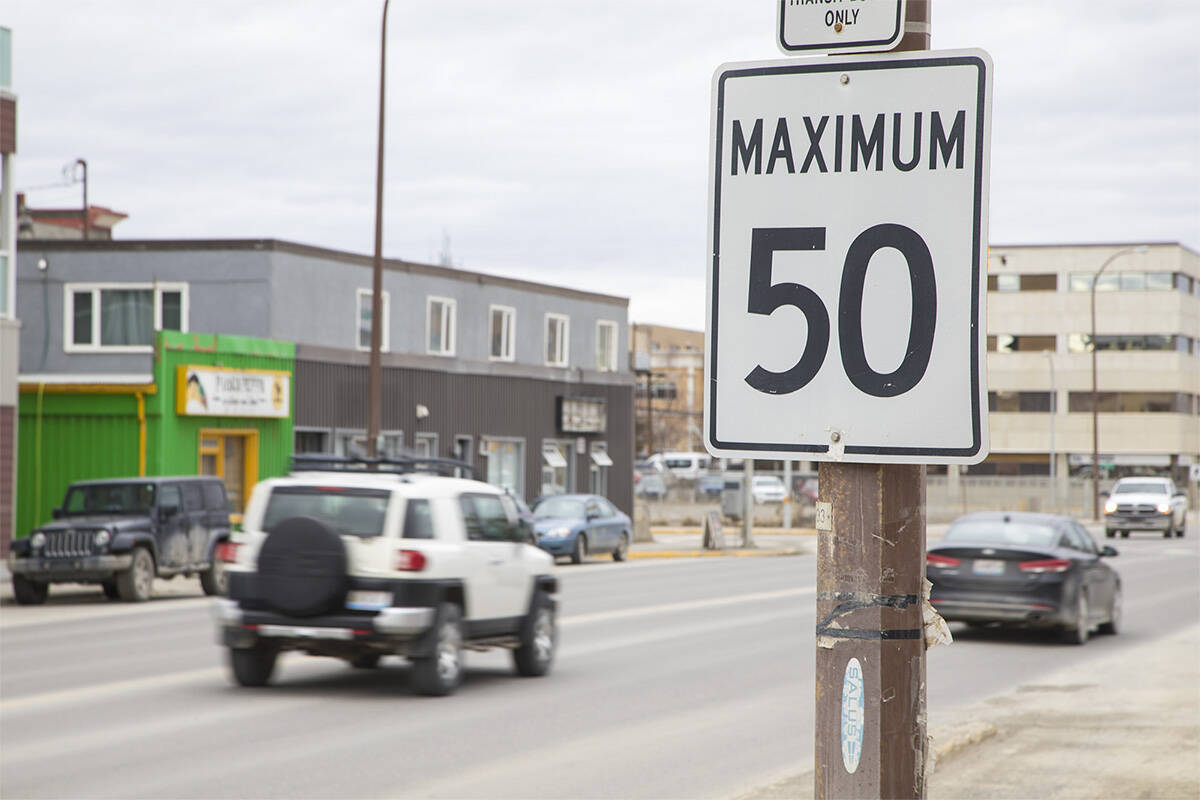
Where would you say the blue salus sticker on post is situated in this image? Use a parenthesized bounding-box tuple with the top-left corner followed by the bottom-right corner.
(841, 657, 865, 773)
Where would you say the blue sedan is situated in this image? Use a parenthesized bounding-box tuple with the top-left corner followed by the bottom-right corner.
(531, 494, 632, 564)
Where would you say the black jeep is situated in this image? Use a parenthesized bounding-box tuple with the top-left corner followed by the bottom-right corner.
(8, 476, 233, 604)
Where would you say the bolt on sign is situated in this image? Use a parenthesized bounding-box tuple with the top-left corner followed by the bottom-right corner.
(778, 0, 907, 55)
(704, 49, 993, 464)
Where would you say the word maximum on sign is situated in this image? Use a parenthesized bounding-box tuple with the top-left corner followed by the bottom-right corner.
(704, 50, 992, 464)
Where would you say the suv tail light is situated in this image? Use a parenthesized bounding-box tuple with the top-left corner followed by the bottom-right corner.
(1018, 558, 1071, 574)
(396, 550, 427, 572)
(215, 542, 241, 563)
(926, 553, 961, 568)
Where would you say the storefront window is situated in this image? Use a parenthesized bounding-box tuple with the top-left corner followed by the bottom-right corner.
(486, 439, 524, 496)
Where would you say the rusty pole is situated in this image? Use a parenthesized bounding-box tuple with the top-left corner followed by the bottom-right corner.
(814, 3, 931, 798)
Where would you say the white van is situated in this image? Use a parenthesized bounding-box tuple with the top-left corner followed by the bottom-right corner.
(647, 452, 712, 481)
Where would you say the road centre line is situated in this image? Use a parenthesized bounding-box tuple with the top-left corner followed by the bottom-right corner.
(561, 586, 816, 627)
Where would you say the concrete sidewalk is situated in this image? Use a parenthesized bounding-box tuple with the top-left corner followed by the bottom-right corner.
(738, 623, 1200, 800)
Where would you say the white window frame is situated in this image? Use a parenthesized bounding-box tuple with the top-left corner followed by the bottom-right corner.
(64, 282, 189, 353)
(427, 296, 457, 357)
(596, 320, 619, 372)
(356, 288, 391, 353)
(545, 313, 570, 367)
(489, 304, 516, 362)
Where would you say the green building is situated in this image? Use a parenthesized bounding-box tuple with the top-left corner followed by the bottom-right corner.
(15, 331, 294, 537)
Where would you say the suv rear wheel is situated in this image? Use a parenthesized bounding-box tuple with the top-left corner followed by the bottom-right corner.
(117, 548, 155, 602)
(230, 642, 279, 687)
(412, 603, 464, 696)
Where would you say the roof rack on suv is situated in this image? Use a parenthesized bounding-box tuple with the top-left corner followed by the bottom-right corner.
(290, 453, 477, 479)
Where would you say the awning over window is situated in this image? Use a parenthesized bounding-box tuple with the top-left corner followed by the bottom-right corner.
(542, 446, 567, 469)
(590, 449, 613, 467)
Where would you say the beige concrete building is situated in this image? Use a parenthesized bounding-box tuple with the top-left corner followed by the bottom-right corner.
(630, 323, 704, 456)
(981, 241, 1199, 486)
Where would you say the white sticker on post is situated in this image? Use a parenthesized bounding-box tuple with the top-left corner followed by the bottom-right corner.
(841, 657, 865, 773)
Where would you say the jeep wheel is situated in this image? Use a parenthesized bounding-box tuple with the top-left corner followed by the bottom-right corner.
(412, 603, 464, 696)
(570, 534, 588, 565)
(200, 557, 228, 597)
(101, 580, 120, 600)
(257, 516, 348, 617)
(513, 592, 556, 677)
(12, 575, 49, 605)
(117, 548, 155, 602)
(229, 643, 278, 687)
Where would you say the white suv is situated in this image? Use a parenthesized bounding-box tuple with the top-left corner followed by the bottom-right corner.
(211, 466, 557, 696)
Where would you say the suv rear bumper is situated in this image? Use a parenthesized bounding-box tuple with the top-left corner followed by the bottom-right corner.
(212, 598, 434, 638)
(8, 554, 134, 582)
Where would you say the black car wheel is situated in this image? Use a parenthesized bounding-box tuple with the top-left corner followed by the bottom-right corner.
(257, 517, 348, 617)
(12, 575, 49, 605)
(613, 532, 629, 562)
(200, 556, 228, 597)
(1120, 531, 1129, 538)
(571, 534, 588, 565)
(229, 642, 279, 687)
(117, 548, 155, 602)
(412, 603, 464, 696)
(1098, 587, 1121, 635)
(513, 592, 556, 677)
(350, 653, 382, 669)
(1063, 590, 1090, 645)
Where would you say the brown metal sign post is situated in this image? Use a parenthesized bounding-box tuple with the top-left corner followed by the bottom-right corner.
(815, 4, 932, 798)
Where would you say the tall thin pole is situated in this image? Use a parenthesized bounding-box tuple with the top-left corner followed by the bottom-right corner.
(1045, 350, 1056, 512)
(367, 0, 390, 459)
(75, 159, 88, 241)
(1090, 246, 1147, 518)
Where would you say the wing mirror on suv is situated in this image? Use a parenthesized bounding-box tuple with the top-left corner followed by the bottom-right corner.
(51, 508, 64, 520)
(158, 504, 180, 522)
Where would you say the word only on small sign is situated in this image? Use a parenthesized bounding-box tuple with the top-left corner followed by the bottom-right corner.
(778, 0, 907, 56)
(704, 49, 993, 465)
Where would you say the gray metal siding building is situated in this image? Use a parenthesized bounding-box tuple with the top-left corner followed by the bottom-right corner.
(15, 239, 635, 511)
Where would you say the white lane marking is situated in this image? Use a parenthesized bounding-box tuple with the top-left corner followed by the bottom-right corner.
(0, 595, 211, 631)
(1, 586, 815, 714)
(562, 586, 815, 627)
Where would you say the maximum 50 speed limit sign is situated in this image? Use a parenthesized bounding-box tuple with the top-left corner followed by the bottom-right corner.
(704, 49, 993, 464)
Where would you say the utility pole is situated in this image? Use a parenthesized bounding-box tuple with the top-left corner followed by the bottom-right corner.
(366, 0, 389, 458)
(814, 3, 932, 798)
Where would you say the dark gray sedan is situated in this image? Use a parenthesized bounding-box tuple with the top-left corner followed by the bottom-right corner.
(927, 512, 1121, 645)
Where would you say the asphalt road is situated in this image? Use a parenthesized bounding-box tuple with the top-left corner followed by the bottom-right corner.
(1, 531, 1197, 800)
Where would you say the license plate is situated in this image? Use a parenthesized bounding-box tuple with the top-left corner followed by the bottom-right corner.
(346, 590, 392, 611)
(973, 559, 1005, 575)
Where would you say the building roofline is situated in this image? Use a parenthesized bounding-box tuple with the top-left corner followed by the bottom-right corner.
(16, 237, 630, 307)
(991, 241, 1198, 258)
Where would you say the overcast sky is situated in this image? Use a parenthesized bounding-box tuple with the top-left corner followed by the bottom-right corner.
(5, 1, 1198, 330)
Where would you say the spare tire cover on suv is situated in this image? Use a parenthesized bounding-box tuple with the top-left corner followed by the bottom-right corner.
(257, 516, 348, 618)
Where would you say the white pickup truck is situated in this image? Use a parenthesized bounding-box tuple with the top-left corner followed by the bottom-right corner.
(1103, 477, 1189, 539)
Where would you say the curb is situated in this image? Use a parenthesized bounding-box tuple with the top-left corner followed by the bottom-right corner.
(651, 527, 817, 536)
(628, 548, 806, 559)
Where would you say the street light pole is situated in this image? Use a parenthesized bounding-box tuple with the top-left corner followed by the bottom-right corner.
(1089, 245, 1149, 518)
(367, 0, 390, 459)
(1044, 349, 1056, 512)
(75, 159, 88, 241)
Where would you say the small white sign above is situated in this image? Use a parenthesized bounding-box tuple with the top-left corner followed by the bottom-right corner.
(778, 0, 907, 56)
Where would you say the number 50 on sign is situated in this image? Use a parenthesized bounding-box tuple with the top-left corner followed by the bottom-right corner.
(704, 50, 993, 464)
